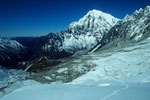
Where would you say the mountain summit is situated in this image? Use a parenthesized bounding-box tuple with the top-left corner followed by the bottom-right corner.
(69, 9, 119, 28)
(48, 9, 119, 54)
(36, 9, 119, 59)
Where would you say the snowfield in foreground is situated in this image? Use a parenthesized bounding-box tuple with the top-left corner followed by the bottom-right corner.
(1, 72, 150, 100)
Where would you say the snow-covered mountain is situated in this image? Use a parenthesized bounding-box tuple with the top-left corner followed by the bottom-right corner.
(15, 9, 119, 60)
(24, 6, 150, 80)
(61, 9, 119, 53)
(37, 10, 119, 54)
(0, 38, 33, 68)
(0, 38, 24, 50)
(11, 9, 119, 71)
(12, 6, 150, 71)
(96, 6, 150, 50)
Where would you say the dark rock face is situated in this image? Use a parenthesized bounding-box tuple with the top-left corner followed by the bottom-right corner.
(13, 33, 71, 59)
(12, 34, 57, 53)
(0, 38, 33, 68)
(24, 57, 62, 72)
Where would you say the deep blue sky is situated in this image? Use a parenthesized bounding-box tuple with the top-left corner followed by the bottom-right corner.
(0, 0, 149, 37)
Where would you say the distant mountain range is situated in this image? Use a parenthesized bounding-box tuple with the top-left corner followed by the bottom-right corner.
(0, 38, 33, 68)
(0, 6, 150, 71)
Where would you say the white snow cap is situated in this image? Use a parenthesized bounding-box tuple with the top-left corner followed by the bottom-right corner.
(81, 9, 119, 24)
(146, 5, 150, 8)
(86, 9, 104, 17)
(69, 9, 119, 28)
(86, 9, 113, 17)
